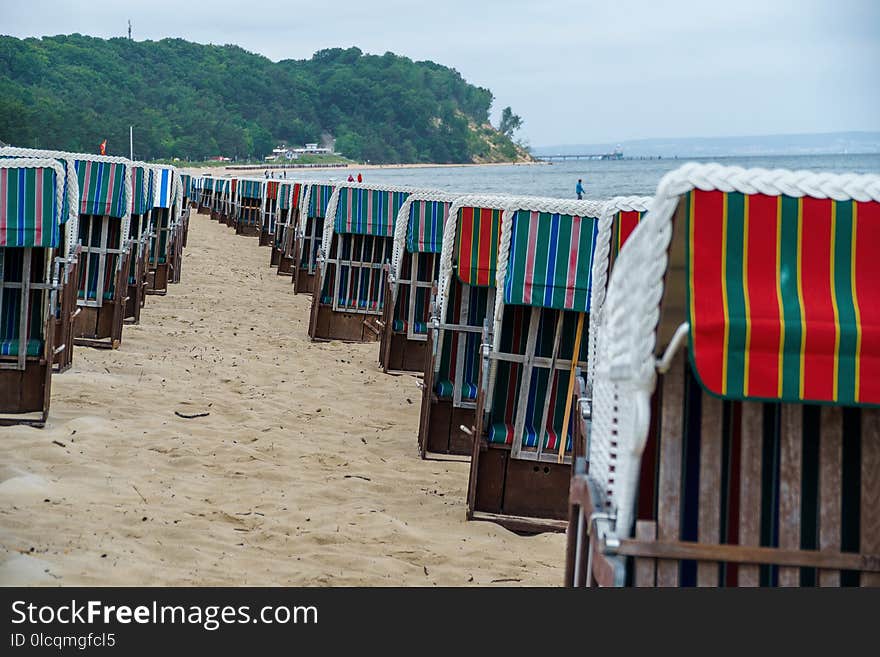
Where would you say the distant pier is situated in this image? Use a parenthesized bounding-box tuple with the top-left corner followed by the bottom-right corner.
(534, 150, 624, 162)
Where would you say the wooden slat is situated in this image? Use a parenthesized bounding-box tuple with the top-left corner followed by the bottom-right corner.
(862, 408, 880, 587)
(614, 538, 880, 572)
(697, 393, 723, 586)
(778, 404, 803, 587)
(656, 350, 685, 587)
(819, 406, 843, 587)
(738, 402, 763, 586)
(511, 307, 540, 459)
(634, 520, 657, 587)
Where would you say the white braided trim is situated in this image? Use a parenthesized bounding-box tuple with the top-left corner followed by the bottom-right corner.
(591, 162, 880, 541)
(586, 196, 653, 387)
(317, 182, 425, 278)
(0, 157, 66, 241)
(390, 189, 463, 284)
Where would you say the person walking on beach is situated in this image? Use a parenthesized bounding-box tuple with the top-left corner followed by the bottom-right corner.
(576, 179, 585, 200)
(357, 172, 363, 183)
(348, 174, 354, 182)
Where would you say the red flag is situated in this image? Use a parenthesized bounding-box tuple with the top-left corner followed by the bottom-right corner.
(99, 139, 107, 155)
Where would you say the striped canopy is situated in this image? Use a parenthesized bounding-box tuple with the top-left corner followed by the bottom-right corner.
(180, 173, 192, 197)
(334, 188, 408, 237)
(279, 182, 301, 210)
(75, 160, 128, 217)
(240, 180, 263, 199)
(406, 199, 450, 253)
(612, 209, 646, 259)
(686, 189, 880, 406)
(503, 210, 600, 312)
(308, 184, 334, 218)
(266, 181, 280, 201)
(455, 206, 503, 287)
(0, 165, 61, 248)
(133, 166, 153, 215)
(203, 177, 215, 192)
(153, 168, 175, 209)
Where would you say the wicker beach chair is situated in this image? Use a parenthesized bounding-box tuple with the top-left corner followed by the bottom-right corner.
(167, 172, 186, 285)
(292, 183, 335, 295)
(235, 178, 264, 236)
(271, 182, 301, 272)
(198, 175, 214, 215)
(259, 180, 281, 247)
(308, 183, 416, 342)
(0, 158, 66, 426)
(566, 163, 880, 587)
(380, 190, 461, 373)
(0, 147, 87, 372)
(465, 197, 606, 532)
(146, 167, 180, 295)
(417, 195, 517, 458)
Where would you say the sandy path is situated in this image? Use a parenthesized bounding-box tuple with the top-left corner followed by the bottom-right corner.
(0, 214, 564, 586)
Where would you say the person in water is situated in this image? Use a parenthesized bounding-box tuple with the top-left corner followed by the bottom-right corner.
(576, 179, 585, 200)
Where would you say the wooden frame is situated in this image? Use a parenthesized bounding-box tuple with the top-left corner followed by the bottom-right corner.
(292, 214, 323, 294)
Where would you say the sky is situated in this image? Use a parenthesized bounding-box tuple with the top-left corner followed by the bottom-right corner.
(2, 0, 878, 147)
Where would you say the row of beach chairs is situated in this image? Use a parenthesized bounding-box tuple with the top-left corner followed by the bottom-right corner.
(0, 147, 189, 426)
(195, 163, 879, 586)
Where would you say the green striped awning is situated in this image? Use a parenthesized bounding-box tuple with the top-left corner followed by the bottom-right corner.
(0, 165, 61, 248)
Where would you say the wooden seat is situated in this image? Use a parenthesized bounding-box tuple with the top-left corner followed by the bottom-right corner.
(566, 163, 880, 586)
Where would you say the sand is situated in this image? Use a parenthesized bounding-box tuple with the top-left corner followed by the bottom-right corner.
(0, 214, 565, 586)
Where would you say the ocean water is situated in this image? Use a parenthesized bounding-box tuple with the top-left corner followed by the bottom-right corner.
(324, 153, 880, 200)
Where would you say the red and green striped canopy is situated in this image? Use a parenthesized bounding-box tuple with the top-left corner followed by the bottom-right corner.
(308, 184, 334, 218)
(503, 210, 599, 312)
(611, 209, 646, 259)
(75, 160, 128, 217)
(687, 189, 880, 406)
(0, 166, 60, 248)
(239, 180, 263, 199)
(266, 180, 280, 201)
(406, 200, 449, 254)
(334, 188, 408, 237)
(455, 206, 503, 287)
(278, 182, 299, 210)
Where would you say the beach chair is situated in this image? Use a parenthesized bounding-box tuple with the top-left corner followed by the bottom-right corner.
(0, 147, 86, 373)
(308, 183, 414, 342)
(0, 158, 66, 426)
(259, 180, 280, 247)
(271, 182, 302, 271)
(236, 179, 264, 236)
(198, 175, 214, 215)
(70, 155, 133, 349)
(123, 163, 155, 324)
(465, 197, 608, 533)
(566, 163, 880, 587)
(146, 167, 178, 296)
(417, 195, 513, 458)
(380, 190, 459, 373)
(292, 183, 335, 295)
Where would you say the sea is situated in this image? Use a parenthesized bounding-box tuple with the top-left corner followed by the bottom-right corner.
(308, 153, 880, 200)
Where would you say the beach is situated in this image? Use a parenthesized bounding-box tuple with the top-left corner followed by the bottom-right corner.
(0, 213, 564, 587)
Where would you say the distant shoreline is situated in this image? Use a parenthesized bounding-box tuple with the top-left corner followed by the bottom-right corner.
(183, 160, 546, 177)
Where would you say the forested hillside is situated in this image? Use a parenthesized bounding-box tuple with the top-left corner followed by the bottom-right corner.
(0, 34, 529, 163)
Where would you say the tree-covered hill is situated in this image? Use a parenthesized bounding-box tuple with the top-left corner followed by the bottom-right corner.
(0, 34, 530, 164)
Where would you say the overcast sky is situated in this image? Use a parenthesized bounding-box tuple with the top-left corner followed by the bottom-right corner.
(3, 0, 878, 146)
